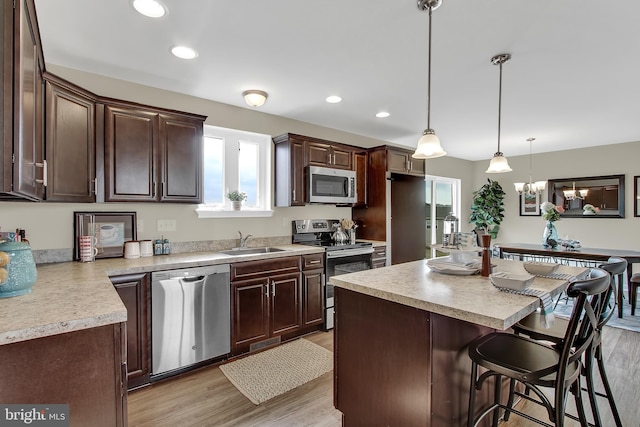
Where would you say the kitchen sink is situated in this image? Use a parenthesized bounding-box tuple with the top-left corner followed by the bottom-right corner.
(220, 247, 285, 256)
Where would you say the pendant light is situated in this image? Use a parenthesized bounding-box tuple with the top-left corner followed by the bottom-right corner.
(412, 0, 446, 159)
(563, 182, 588, 201)
(514, 138, 547, 195)
(486, 53, 512, 173)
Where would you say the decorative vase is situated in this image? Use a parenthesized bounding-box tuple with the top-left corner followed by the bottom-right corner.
(542, 221, 559, 249)
(231, 200, 242, 211)
(0, 242, 38, 298)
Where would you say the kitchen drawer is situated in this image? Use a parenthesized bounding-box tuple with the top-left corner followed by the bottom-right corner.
(372, 246, 388, 269)
(230, 256, 301, 281)
(302, 253, 324, 270)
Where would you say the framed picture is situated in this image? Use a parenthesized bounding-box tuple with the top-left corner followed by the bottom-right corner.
(635, 176, 640, 217)
(547, 175, 625, 218)
(74, 212, 137, 260)
(520, 192, 541, 216)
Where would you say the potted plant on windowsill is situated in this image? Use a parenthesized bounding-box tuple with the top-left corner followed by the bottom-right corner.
(227, 190, 247, 210)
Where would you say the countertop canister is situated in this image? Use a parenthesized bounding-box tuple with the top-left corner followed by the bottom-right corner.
(0, 241, 38, 298)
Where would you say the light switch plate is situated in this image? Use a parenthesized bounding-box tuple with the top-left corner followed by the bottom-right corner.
(157, 219, 176, 232)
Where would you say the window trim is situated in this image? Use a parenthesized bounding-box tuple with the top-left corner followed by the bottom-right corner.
(197, 125, 273, 218)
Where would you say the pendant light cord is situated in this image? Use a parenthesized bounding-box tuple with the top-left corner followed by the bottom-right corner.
(426, 6, 433, 129)
(496, 60, 503, 154)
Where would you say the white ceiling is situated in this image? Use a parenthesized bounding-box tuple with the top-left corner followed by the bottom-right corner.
(33, 0, 640, 160)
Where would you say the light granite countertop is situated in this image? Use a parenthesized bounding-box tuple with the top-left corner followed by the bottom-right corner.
(0, 244, 324, 346)
(330, 257, 589, 330)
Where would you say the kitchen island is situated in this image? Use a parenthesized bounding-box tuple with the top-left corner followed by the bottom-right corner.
(329, 258, 588, 427)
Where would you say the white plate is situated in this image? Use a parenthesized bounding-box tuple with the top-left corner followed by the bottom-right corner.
(427, 258, 480, 275)
(489, 272, 535, 290)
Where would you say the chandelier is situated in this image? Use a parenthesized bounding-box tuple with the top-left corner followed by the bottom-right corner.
(563, 182, 588, 201)
(412, 0, 447, 159)
(514, 138, 546, 196)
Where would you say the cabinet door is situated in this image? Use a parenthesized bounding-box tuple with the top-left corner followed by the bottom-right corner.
(408, 157, 425, 176)
(104, 105, 157, 202)
(387, 149, 409, 174)
(231, 278, 270, 353)
(270, 272, 302, 336)
(302, 269, 324, 327)
(274, 136, 305, 207)
(158, 114, 203, 203)
(45, 79, 95, 202)
(331, 145, 353, 169)
(306, 141, 331, 167)
(11, 0, 44, 200)
(354, 151, 368, 207)
(111, 273, 150, 390)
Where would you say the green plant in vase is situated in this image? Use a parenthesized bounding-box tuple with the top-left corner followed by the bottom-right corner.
(469, 179, 505, 240)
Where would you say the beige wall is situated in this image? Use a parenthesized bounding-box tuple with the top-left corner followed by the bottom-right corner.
(2, 66, 638, 253)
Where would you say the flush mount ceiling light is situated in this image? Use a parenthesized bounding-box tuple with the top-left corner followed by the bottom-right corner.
(514, 138, 547, 196)
(132, 0, 166, 18)
(326, 95, 342, 104)
(171, 46, 198, 59)
(486, 53, 513, 173)
(376, 111, 390, 118)
(413, 0, 446, 160)
(243, 90, 268, 107)
(563, 181, 589, 201)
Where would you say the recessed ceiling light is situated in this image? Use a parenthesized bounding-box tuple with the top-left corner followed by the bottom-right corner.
(376, 112, 390, 118)
(326, 95, 342, 104)
(171, 46, 198, 59)
(132, 0, 166, 18)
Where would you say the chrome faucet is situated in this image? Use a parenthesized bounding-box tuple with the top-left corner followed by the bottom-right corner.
(238, 231, 252, 248)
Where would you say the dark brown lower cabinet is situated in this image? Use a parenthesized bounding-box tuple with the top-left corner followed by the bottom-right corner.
(0, 324, 127, 427)
(302, 252, 325, 329)
(230, 256, 303, 355)
(111, 272, 150, 390)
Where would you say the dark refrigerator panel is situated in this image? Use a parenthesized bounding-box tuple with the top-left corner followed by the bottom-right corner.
(390, 174, 426, 264)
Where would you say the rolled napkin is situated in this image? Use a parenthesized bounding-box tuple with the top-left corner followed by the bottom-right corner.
(497, 287, 555, 328)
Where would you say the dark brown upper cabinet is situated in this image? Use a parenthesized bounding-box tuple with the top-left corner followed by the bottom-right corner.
(1, 0, 45, 201)
(386, 147, 425, 176)
(44, 73, 97, 202)
(103, 101, 205, 203)
(306, 139, 353, 170)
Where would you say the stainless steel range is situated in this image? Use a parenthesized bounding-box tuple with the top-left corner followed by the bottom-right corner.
(292, 219, 373, 329)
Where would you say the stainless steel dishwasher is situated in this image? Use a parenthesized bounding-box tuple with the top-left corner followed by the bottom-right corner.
(151, 264, 230, 376)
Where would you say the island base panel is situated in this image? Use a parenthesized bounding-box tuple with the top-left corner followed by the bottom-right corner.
(334, 287, 504, 427)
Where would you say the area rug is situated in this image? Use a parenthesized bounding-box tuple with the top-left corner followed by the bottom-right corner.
(219, 338, 333, 405)
(553, 294, 640, 333)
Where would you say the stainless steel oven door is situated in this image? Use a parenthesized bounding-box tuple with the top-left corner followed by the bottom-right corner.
(324, 247, 373, 329)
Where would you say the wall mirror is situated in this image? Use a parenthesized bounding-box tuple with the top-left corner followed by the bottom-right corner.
(547, 175, 625, 218)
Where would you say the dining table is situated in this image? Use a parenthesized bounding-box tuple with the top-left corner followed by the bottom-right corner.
(496, 242, 640, 317)
(329, 257, 589, 427)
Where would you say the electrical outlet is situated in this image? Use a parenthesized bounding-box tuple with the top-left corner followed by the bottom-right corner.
(157, 219, 176, 232)
(137, 219, 144, 233)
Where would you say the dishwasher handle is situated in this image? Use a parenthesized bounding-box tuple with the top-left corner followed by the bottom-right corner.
(180, 275, 205, 282)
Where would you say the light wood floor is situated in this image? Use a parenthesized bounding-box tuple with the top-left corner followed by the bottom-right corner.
(128, 327, 639, 426)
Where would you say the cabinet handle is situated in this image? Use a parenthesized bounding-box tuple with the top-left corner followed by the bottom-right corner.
(293, 189, 296, 201)
(308, 260, 321, 264)
(272, 281, 276, 297)
(327, 153, 332, 164)
(92, 178, 98, 196)
(152, 182, 156, 197)
(35, 161, 47, 186)
(265, 284, 269, 297)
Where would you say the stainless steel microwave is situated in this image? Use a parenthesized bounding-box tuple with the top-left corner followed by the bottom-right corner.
(307, 166, 357, 204)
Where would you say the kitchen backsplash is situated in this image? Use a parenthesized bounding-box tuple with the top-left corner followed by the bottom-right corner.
(32, 235, 292, 265)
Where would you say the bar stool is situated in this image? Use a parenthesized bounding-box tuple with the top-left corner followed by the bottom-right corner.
(510, 258, 626, 427)
(467, 268, 610, 427)
(630, 272, 640, 315)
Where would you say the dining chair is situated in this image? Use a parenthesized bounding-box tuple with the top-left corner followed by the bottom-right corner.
(510, 258, 625, 427)
(467, 267, 610, 427)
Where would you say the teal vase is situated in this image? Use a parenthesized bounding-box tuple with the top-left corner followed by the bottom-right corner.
(542, 221, 559, 249)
